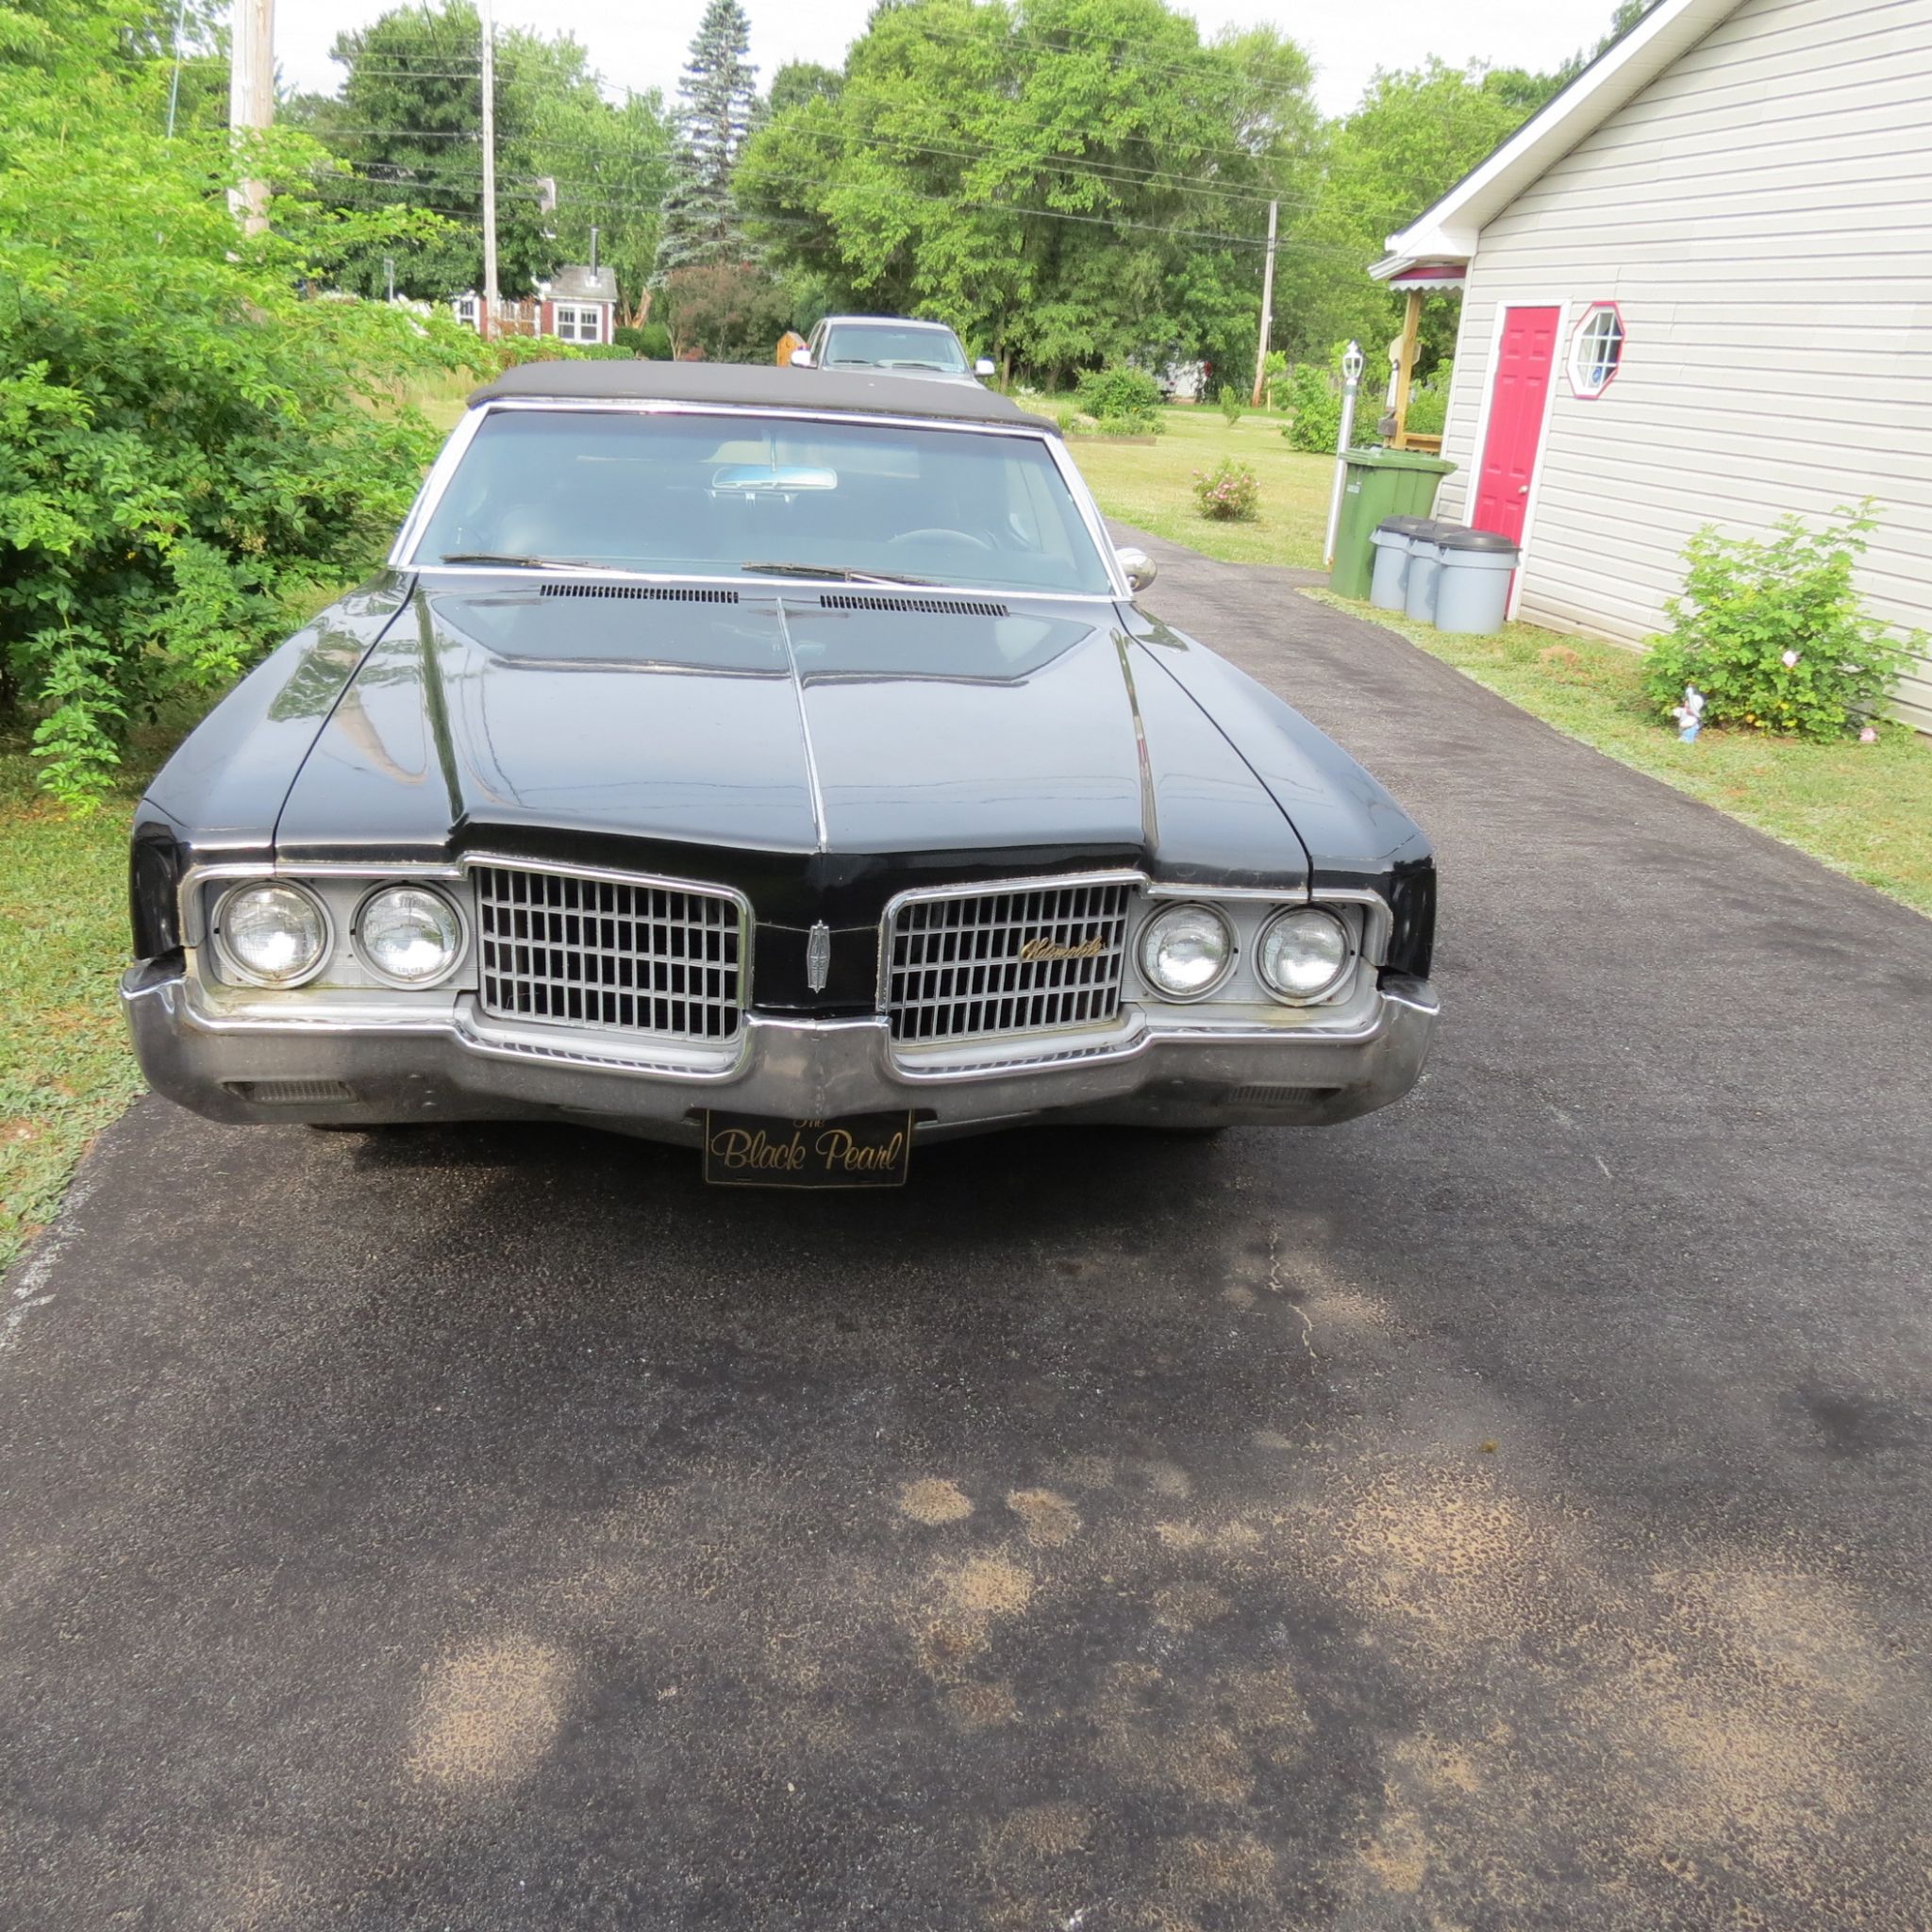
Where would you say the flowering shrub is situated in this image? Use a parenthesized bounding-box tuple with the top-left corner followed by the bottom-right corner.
(1641, 503, 1913, 741)
(1191, 458, 1258, 522)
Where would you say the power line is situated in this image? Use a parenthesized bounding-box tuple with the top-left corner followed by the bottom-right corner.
(765, 120, 1309, 214)
(341, 170, 1371, 258)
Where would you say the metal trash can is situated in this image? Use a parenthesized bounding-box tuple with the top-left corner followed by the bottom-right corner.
(1404, 527, 1450, 624)
(1433, 527, 1521, 635)
(1328, 448, 1456, 601)
(1369, 516, 1441, 613)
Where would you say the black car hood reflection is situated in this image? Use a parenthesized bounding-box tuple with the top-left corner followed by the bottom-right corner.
(271, 582, 1310, 883)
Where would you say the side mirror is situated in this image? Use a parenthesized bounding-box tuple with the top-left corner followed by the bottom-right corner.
(789, 345, 814, 369)
(974, 358, 996, 378)
(1115, 545, 1157, 593)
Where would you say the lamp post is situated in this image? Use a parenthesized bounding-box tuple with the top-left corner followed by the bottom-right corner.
(1323, 340, 1366, 567)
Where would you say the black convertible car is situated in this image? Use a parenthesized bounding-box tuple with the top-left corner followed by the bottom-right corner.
(124, 362, 1438, 1187)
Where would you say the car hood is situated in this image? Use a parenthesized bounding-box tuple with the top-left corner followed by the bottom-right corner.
(271, 581, 1310, 886)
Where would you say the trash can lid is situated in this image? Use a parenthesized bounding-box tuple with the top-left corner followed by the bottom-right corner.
(1435, 526, 1520, 555)
(1341, 445, 1457, 473)
(1374, 515, 1441, 538)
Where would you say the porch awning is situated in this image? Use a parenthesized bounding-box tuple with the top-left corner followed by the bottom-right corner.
(1379, 262, 1468, 293)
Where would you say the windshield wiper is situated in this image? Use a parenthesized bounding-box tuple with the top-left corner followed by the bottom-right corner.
(434, 552, 613, 572)
(739, 561, 936, 587)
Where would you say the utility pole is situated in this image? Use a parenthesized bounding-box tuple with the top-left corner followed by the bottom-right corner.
(1249, 198, 1278, 408)
(480, 0, 499, 341)
(227, 0, 275, 235)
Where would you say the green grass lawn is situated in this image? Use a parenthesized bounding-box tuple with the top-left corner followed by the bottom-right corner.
(1308, 592, 1932, 918)
(0, 737, 173, 1274)
(1063, 405, 1334, 570)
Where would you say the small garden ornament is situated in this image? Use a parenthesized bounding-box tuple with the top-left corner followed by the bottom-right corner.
(1671, 684, 1706, 742)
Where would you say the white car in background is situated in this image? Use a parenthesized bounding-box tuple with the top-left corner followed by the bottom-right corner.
(792, 315, 996, 385)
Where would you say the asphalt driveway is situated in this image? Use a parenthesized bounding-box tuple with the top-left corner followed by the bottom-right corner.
(4, 531, 1929, 1930)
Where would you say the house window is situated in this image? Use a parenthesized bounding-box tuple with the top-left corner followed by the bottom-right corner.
(1569, 303, 1625, 398)
(453, 294, 478, 327)
(554, 304, 599, 344)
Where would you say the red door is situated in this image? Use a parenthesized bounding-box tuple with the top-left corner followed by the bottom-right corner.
(1474, 306, 1560, 542)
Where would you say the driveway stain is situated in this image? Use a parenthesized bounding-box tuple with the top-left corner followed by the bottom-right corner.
(407, 1637, 571, 1790)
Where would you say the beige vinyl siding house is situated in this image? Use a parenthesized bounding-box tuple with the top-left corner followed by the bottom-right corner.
(1376, 0, 1932, 731)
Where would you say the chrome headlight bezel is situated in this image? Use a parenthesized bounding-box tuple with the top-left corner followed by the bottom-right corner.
(1136, 902, 1237, 1003)
(1256, 905, 1355, 1005)
(209, 881, 334, 990)
(352, 883, 466, 989)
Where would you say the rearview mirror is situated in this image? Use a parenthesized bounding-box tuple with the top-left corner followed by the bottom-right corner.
(789, 345, 814, 369)
(974, 358, 996, 378)
(1115, 545, 1157, 593)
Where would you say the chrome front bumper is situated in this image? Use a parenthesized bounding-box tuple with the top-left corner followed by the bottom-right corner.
(122, 964, 1440, 1143)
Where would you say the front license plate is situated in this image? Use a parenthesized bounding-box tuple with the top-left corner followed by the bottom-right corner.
(702, 1112, 914, 1189)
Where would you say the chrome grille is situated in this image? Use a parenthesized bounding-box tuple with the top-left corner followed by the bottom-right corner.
(474, 864, 742, 1041)
(885, 879, 1133, 1044)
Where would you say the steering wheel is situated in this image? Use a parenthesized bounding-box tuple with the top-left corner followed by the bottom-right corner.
(888, 527, 996, 554)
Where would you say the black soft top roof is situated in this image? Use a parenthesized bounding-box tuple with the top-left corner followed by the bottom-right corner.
(470, 358, 1054, 431)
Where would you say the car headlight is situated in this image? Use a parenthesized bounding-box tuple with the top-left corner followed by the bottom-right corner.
(1138, 903, 1235, 1000)
(357, 885, 463, 986)
(215, 882, 330, 987)
(1257, 907, 1353, 1002)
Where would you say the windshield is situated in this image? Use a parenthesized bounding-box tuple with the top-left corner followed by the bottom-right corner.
(823, 324, 969, 374)
(414, 408, 1114, 595)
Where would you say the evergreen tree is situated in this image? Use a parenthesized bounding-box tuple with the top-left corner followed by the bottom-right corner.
(652, 0, 758, 279)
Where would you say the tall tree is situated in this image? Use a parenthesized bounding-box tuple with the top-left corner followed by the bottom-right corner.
(653, 0, 758, 279)
(289, 0, 609, 301)
(736, 0, 1319, 388)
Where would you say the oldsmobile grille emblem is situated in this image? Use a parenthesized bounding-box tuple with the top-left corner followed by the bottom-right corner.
(807, 921, 832, 992)
(1020, 935, 1106, 963)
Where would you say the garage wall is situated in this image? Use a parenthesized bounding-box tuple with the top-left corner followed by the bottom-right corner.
(1439, 0, 1932, 731)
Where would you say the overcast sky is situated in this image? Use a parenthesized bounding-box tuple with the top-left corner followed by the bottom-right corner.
(277, 0, 1611, 118)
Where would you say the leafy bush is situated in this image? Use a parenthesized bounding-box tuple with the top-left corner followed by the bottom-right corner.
(1191, 458, 1259, 522)
(615, 321, 674, 358)
(0, 114, 480, 804)
(1281, 365, 1341, 453)
(658, 262, 797, 363)
(481, 332, 586, 368)
(1404, 360, 1453, 438)
(1641, 504, 1913, 741)
(1074, 365, 1164, 427)
(1053, 408, 1083, 437)
(1218, 384, 1243, 426)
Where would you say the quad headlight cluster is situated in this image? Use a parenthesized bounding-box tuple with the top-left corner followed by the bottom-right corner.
(1137, 901, 1355, 1006)
(211, 880, 464, 990)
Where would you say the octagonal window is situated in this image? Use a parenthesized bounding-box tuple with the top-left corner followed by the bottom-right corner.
(1569, 303, 1626, 398)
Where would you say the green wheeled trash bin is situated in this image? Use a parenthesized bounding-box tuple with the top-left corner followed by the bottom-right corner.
(1328, 447, 1456, 602)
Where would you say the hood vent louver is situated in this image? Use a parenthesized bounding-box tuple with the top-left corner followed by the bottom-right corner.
(538, 582, 739, 603)
(819, 592, 1009, 619)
